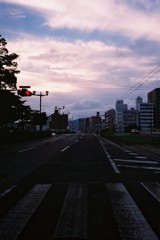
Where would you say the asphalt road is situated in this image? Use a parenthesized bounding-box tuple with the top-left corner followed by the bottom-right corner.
(0, 134, 160, 240)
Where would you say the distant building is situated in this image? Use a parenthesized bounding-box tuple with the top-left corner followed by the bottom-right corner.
(115, 100, 128, 132)
(89, 112, 101, 133)
(148, 88, 160, 130)
(104, 109, 116, 133)
(50, 109, 68, 133)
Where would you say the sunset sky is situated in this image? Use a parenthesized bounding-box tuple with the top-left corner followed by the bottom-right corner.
(1, 0, 160, 118)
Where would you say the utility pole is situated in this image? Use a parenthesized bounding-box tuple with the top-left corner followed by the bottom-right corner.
(33, 91, 49, 113)
(33, 91, 49, 130)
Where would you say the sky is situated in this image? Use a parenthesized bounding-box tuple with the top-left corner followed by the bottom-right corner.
(1, 0, 160, 119)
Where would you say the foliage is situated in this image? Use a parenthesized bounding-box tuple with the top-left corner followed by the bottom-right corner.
(0, 35, 20, 90)
(0, 90, 31, 129)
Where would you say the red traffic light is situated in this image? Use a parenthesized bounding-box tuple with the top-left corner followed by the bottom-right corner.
(17, 89, 32, 96)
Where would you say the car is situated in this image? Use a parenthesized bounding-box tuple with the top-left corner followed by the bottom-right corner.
(130, 129, 140, 134)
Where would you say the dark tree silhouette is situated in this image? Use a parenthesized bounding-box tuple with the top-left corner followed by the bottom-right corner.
(0, 35, 32, 131)
(0, 35, 20, 90)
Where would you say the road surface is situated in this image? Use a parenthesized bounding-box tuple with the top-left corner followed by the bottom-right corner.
(0, 134, 160, 239)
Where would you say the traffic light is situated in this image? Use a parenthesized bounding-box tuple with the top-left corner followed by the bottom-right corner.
(17, 89, 32, 96)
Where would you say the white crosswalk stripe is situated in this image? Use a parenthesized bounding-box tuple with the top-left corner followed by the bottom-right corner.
(53, 183, 88, 239)
(0, 184, 51, 240)
(106, 183, 159, 240)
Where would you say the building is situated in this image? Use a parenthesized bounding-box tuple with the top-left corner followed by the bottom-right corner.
(88, 112, 101, 133)
(137, 102, 154, 132)
(136, 96, 143, 110)
(104, 109, 116, 133)
(50, 109, 68, 133)
(123, 108, 139, 131)
(148, 88, 160, 130)
(115, 100, 128, 132)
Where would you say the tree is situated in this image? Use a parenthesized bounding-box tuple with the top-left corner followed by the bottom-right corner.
(0, 90, 32, 130)
(0, 35, 20, 90)
(0, 35, 31, 131)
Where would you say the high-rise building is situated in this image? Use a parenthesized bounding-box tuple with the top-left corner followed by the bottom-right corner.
(137, 102, 154, 132)
(115, 100, 128, 132)
(105, 109, 116, 133)
(148, 88, 160, 130)
(136, 96, 143, 110)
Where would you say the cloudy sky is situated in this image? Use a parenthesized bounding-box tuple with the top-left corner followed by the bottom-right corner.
(1, 0, 160, 119)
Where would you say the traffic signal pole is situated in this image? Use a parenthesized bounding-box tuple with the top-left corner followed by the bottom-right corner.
(33, 91, 49, 113)
(32, 91, 49, 131)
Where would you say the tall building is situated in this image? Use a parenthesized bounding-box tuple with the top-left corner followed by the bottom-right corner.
(105, 109, 116, 133)
(148, 88, 160, 130)
(115, 100, 128, 132)
(123, 108, 139, 130)
(136, 96, 143, 110)
(137, 102, 154, 132)
(89, 112, 101, 133)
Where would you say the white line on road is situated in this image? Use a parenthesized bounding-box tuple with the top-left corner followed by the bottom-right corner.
(100, 140, 120, 173)
(106, 183, 158, 240)
(0, 184, 51, 240)
(53, 183, 87, 239)
(0, 185, 17, 198)
(61, 146, 70, 152)
(18, 146, 36, 153)
(114, 159, 159, 164)
(117, 164, 160, 171)
(141, 182, 160, 203)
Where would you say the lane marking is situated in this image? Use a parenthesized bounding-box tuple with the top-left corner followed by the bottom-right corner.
(0, 185, 17, 198)
(61, 146, 70, 152)
(75, 139, 79, 143)
(106, 183, 158, 240)
(129, 152, 139, 155)
(18, 146, 36, 153)
(136, 156, 148, 159)
(53, 183, 87, 239)
(117, 164, 160, 171)
(141, 182, 160, 203)
(100, 140, 120, 173)
(114, 159, 159, 164)
(0, 184, 51, 240)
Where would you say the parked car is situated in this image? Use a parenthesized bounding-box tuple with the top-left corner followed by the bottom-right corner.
(130, 129, 140, 134)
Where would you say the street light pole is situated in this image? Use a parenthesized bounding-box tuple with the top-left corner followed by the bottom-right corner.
(33, 91, 49, 113)
(32, 91, 49, 130)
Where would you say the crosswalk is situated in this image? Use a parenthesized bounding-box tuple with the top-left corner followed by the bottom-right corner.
(0, 182, 159, 239)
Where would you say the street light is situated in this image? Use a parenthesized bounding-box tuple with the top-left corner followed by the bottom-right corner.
(33, 91, 49, 113)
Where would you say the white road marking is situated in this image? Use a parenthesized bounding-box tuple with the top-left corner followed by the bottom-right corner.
(53, 183, 87, 239)
(0, 185, 17, 198)
(100, 140, 120, 173)
(18, 146, 36, 153)
(0, 184, 51, 240)
(117, 164, 160, 171)
(135, 156, 148, 159)
(61, 146, 70, 152)
(106, 183, 158, 240)
(114, 159, 159, 164)
(129, 152, 139, 155)
(141, 182, 160, 202)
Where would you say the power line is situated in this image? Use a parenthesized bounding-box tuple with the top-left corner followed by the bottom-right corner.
(121, 64, 160, 100)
